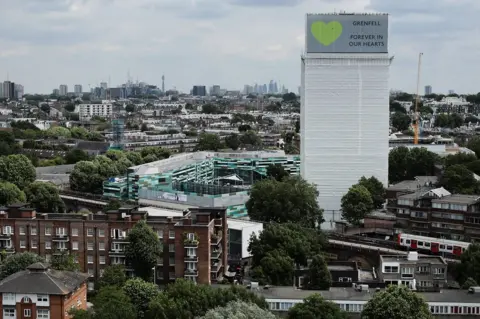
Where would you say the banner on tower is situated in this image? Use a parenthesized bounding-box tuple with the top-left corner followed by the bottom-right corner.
(306, 13, 388, 54)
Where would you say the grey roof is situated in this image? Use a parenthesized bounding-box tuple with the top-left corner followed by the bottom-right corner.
(432, 194, 480, 205)
(380, 254, 446, 265)
(36, 164, 75, 175)
(388, 176, 437, 192)
(0, 263, 89, 295)
(76, 141, 109, 152)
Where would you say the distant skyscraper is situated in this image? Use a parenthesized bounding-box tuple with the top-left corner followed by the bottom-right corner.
(162, 75, 165, 93)
(100, 82, 108, 90)
(74, 85, 83, 94)
(53, 89, 60, 96)
(0, 85, 3, 98)
(448, 89, 455, 95)
(2, 81, 15, 100)
(192, 85, 206, 97)
(14, 84, 23, 100)
(268, 80, 274, 94)
(424, 85, 432, 95)
(212, 85, 221, 96)
(59, 85, 68, 96)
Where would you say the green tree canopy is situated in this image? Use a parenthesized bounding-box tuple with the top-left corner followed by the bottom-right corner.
(357, 176, 385, 209)
(65, 149, 90, 164)
(199, 301, 276, 319)
(456, 243, 480, 285)
(389, 146, 437, 183)
(0, 182, 26, 205)
(123, 278, 160, 318)
(125, 220, 162, 281)
(0, 252, 44, 280)
(462, 277, 478, 289)
(303, 254, 332, 290)
(93, 286, 136, 319)
(341, 184, 373, 225)
(467, 137, 480, 158)
(248, 223, 326, 285)
(46, 126, 72, 138)
(240, 130, 262, 147)
(360, 285, 433, 319)
(246, 176, 323, 228)
(287, 294, 348, 319)
(224, 133, 240, 150)
(0, 154, 36, 189)
(439, 164, 479, 194)
(391, 112, 411, 131)
(24, 181, 65, 213)
(196, 133, 224, 151)
(97, 264, 127, 289)
(50, 251, 80, 271)
(444, 152, 477, 168)
(266, 163, 289, 182)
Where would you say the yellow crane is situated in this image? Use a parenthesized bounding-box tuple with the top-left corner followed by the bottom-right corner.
(414, 52, 423, 145)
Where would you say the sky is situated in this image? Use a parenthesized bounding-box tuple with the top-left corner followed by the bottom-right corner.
(0, 0, 479, 94)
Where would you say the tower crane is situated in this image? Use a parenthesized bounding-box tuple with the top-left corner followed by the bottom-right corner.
(414, 52, 423, 145)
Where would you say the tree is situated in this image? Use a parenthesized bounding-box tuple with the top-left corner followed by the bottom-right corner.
(125, 220, 162, 281)
(445, 152, 477, 168)
(65, 149, 90, 164)
(295, 120, 300, 133)
(0, 182, 26, 205)
(391, 112, 411, 131)
(389, 146, 437, 183)
(456, 243, 480, 285)
(196, 133, 223, 151)
(98, 264, 127, 289)
(246, 176, 324, 228)
(125, 104, 135, 113)
(69, 308, 93, 319)
(249, 223, 326, 285)
(360, 285, 433, 319)
(50, 251, 79, 271)
(468, 137, 480, 158)
(64, 102, 76, 112)
(439, 164, 478, 194)
(287, 294, 348, 319)
(0, 154, 36, 189)
(303, 254, 332, 290)
(224, 133, 240, 150)
(341, 184, 373, 225)
(40, 104, 51, 114)
(462, 277, 478, 289)
(0, 252, 44, 280)
(200, 301, 276, 319)
(123, 278, 160, 318)
(358, 176, 385, 209)
(24, 181, 65, 213)
(266, 164, 289, 181)
(104, 199, 122, 211)
(46, 126, 71, 138)
(240, 130, 261, 147)
(93, 286, 136, 319)
(126, 151, 144, 165)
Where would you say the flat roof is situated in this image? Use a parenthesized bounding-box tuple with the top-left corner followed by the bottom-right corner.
(138, 206, 184, 218)
(432, 194, 480, 205)
(380, 254, 446, 265)
(227, 218, 263, 231)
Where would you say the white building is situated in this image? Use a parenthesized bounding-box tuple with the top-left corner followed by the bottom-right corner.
(78, 101, 113, 120)
(227, 219, 263, 260)
(74, 85, 82, 94)
(59, 85, 68, 96)
(301, 13, 391, 229)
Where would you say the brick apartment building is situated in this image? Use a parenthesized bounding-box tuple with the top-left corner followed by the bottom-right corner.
(0, 204, 228, 288)
(0, 262, 89, 319)
(387, 176, 480, 241)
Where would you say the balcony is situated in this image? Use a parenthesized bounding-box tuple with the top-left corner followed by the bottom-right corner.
(184, 268, 198, 277)
(111, 237, 129, 243)
(0, 233, 12, 239)
(52, 248, 69, 255)
(211, 247, 222, 259)
(184, 239, 199, 248)
(211, 260, 223, 273)
(52, 234, 70, 242)
(214, 219, 222, 228)
(210, 231, 222, 246)
(109, 249, 126, 256)
(184, 255, 198, 263)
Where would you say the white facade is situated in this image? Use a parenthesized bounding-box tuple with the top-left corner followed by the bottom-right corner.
(301, 53, 391, 229)
(78, 102, 113, 120)
(227, 219, 263, 259)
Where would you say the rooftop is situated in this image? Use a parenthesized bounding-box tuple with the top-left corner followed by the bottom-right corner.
(380, 254, 446, 265)
(387, 176, 438, 192)
(0, 263, 89, 295)
(432, 194, 480, 205)
(139, 206, 185, 218)
(227, 218, 263, 231)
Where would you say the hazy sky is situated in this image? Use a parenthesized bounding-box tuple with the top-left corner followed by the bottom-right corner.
(0, 0, 478, 94)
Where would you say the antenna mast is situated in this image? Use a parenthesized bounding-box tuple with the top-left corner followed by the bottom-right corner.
(414, 52, 423, 145)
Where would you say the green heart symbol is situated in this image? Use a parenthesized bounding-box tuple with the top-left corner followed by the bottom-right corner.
(311, 21, 343, 46)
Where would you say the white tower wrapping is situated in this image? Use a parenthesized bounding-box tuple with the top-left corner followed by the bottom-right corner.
(301, 13, 391, 229)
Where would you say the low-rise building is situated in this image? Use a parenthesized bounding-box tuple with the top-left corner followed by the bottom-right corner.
(0, 262, 89, 319)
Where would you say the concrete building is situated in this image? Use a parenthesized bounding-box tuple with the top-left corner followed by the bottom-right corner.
(227, 219, 263, 262)
(0, 262, 89, 319)
(192, 85, 206, 97)
(301, 13, 391, 229)
(0, 204, 227, 287)
(78, 101, 112, 120)
(2, 81, 15, 100)
(425, 85, 432, 95)
(379, 252, 447, 290)
(59, 85, 68, 96)
(14, 84, 23, 100)
(74, 85, 83, 94)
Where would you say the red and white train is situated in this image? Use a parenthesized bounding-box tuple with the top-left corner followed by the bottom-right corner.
(397, 233, 471, 256)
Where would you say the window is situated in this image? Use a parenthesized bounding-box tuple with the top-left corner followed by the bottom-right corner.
(45, 241, 51, 249)
(88, 255, 93, 264)
(31, 227, 37, 235)
(72, 241, 79, 250)
(37, 309, 49, 319)
(157, 230, 163, 239)
(20, 240, 26, 248)
(87, 228, 94, 237)
(169, 244, 175, 252)
(99, 256, 106, 264)
(187, 233, 195, 240)
(3, 293, 15, 303)
(384, 266, 399, 273)
(87, 241, 94, 250)
(45, 254, 51, 262)
(169, 230, 175, 239)
(71, 228, 79, 237)
(187, 248, 196, 256)
(88, 268, 94, 275)
(56, 227, 67, 236)
(3, 309, 15, 318)
(3, 226, 12, 235)
(23, 296, 30, 303)
(24, 309, 31, 317)
(19, 226, 25, 235)
(99, 242, 105, 251)
(37, 294, 48, 302)
(98, 229, 105, 237)
(45, 227, 52, 236)
(31, 239, 37, 248)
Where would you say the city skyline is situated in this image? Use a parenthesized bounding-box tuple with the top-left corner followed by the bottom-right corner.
(0, 0, 478, 94)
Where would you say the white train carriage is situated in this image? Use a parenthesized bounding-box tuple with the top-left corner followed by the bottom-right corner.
(398, 233, 470, 256)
